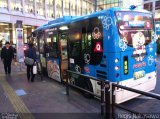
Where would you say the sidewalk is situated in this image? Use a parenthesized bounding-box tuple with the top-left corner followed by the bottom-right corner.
(0, 61, 102, 119)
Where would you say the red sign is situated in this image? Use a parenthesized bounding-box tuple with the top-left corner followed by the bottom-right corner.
(84, 67, 90, 73)
(145, 21, 152, 29)
(133, 62, 146, 69)
(94, 42, 103, 52)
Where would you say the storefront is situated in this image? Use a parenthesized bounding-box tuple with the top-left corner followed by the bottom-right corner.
(0, 22, 37, 46)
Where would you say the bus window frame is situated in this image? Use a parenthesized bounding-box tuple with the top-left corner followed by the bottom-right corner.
(45, 30, 59, 59)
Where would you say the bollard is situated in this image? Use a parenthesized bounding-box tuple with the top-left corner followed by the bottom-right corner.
(112, 84, 116, 119)
(101, 81, 105, 116)
(39, 62, 43, 81)
(105, 83, 112, 119)
(66, 71, 69, 95)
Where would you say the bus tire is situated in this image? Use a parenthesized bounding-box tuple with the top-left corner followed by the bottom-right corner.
(82, 78, 94, 98)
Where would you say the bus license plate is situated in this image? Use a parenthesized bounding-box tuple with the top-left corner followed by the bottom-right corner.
(134, 70, 145, 80)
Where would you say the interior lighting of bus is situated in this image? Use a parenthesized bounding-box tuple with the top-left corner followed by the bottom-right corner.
(59, 26, 69, 30)
(123, 15, 129, 21)
(129, 21, 145, 27)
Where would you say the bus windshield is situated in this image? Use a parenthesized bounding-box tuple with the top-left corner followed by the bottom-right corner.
(115, 11, 153, 46)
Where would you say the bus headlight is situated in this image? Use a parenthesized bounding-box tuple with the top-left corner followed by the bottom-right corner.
(115, 58, 119, 63)
(115, 66, 119, 70)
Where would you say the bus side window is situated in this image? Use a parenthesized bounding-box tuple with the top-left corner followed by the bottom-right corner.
(81, 17, 103, 65)
(45, 32, 58, 58)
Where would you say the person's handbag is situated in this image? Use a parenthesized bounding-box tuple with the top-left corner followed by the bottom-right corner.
(24, 57, 34, 66)
(33, 63, 37, 74)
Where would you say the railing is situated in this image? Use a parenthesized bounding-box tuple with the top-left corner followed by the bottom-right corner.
(65, 70, 160, 119)
(111, 83, 160, 119)
(65, 70, 109, 116)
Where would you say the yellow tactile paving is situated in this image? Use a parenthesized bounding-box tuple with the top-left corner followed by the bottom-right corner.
(0, 76, 35, 119)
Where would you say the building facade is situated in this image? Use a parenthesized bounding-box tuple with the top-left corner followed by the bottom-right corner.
(0, 0, 159, 46)
(95, 0, 122, 10)
(143, 0, 160, 37)
(0, 0, 95, 45)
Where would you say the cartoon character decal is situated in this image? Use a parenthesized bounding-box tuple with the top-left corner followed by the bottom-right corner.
(47, 60, 61, 81)
(131, 31, 146, 62)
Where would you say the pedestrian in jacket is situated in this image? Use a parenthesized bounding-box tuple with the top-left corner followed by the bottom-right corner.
(1, 42, 14, 75)
(25, 43, 36, 82)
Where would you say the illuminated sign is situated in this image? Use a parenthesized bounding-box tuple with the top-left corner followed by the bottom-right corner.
(124, 56, 128, 75)
(45, 28, 57, 32)
(16, 28, 24, 62)
(129, 21, 144, 27)
(134, 70, 145, 80)
(145, 21, 152, 29)
(94, 42, 103, 52)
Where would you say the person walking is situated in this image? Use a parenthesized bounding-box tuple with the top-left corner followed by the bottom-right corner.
(25, 42, 36, 82)
(1, 42, 14, 75)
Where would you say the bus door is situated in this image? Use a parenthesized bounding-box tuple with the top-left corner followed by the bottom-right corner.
(45, 31, 61, 82)
(38, 32, 48, 76)
(59, 32, 68, 81)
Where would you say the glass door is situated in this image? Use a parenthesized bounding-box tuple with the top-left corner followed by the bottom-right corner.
(46, 31, 61, 82)
(59, 32, 68, 81)
(38, 32, 48, 76)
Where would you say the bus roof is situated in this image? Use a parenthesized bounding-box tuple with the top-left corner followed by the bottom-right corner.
(33, 7, 152, 33)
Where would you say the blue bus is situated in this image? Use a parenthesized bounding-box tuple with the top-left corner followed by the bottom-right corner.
(32, 7, 157, 103)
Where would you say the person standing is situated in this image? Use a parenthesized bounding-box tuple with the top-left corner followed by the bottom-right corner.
(25, 42, 36, 82)
(1, 42, 14, 75)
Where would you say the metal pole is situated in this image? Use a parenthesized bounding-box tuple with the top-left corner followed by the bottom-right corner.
(66, 71, 69, 95)
(112, 84, 116, 119)
(20, 62, 22, 71)
(105, 82, 112, 119)
(39, 62, 43, 81)
(101, 81, 105, 116)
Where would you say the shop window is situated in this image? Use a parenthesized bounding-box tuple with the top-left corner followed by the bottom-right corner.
(77, 0, 81, 16)
(46, 0, 54, 18)
(155, 1, 160, 10)
(0, 0, 7, 8)
(36, 0, 44, 16)
(144, 2, 153, 11)
(24, 0, 34, 13)
(11, 0, 22, 11)
(82, 1, 87, 15)
(71, 0, 76, 16)
(55, 0, 62, 18)
(64, 0, 69, 16)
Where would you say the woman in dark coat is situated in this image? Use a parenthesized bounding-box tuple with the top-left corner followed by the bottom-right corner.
(25, 43, 36, 82)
